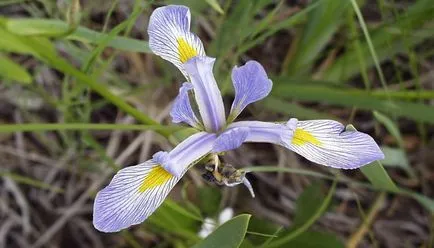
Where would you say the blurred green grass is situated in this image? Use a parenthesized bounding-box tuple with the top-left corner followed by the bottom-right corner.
(0, 0, 433, 247)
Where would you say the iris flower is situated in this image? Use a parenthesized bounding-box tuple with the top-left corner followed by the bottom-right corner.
(93, 5, 384, 232)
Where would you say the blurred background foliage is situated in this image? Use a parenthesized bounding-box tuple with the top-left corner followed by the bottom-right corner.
(0, 0, 433, 247)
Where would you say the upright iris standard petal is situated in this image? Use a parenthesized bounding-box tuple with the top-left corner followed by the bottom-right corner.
(287, 119, 385, 169)
(229, 61, 272, 120)
(153, 132, 217, 177)
(184, 57, 226, 132)
(170, 82, 201, 128)
(148, 5, 205, 77)
(93, 161, 179, 232)
(222, 119, 298, 151)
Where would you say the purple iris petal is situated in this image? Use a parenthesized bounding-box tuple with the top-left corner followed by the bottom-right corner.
(153, 132, 217, 177)
(170, 82, 201, 128)
(93, 132, 217, 233)
(287, 120, 385, 169)
(93, 160, 180, 232)
(213, 127, 250, 153)
(229, 118, 384, 169)
(148, 5, 205, 77)
(229, 61, 272, 120)
(227, 119, 297, 147)
(183, 56, 226, 132)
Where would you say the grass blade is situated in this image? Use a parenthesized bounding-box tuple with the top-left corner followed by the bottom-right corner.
(283, 0, 350, 75)
(5, 19, 151, 53)
(205, 0, 224, 14)
(0, 123, 184, 133)
(0, 54, 31, 83)
(271, 83, 434, 124)
(322, 0, 434, 82)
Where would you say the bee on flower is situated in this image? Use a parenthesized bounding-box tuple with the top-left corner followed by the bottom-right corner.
(93, 5, 384, 232)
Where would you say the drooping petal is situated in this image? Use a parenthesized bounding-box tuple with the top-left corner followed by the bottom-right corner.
(148, 5, 205, 77)
(184, 56, 226, 132)
(170, 82, 201, 128)
(213, 127, 249, 153)
(226, 119, 297, 149)
(229, 61, 272, 121)
(287, 119, 385, 169)
(153, 132, 217, 177)
(93, 161, 179, 232)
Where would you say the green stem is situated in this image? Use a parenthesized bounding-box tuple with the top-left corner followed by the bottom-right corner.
(350, 0, 390, 100)
(0, 123, 185, 133)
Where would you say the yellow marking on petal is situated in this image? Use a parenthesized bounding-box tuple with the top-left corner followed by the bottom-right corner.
(138, 166, 173, 193)
(292, 128, 322, 146)
(177, 37, 198, 63)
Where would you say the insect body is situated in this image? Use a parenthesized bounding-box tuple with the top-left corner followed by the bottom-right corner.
(201, 156, 255, 198)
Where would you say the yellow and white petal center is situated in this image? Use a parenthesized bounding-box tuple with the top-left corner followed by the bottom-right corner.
(292, 128, 322, 146)
(177, 37, 198, 63)
(138, 166, 173, 192)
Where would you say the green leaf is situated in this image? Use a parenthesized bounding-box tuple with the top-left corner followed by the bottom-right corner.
(244, 165, 434, 213)
(373, 111, 414, 177)
(271, 83, 434, 124)
(244, 166, 334, 181)
(0, 28, 167, 135)
(322, 0, 434, 82)
(359, 161, 398, 192)
(381, 146, 411, 171)
(292, 182, 325, 228)
(0, 172, 64, 193)
(237, 1, 321, 56)
(245, 217, 281, 246)
(405, 192, 434, 213)
(0, 54, 31, 83)
(210, 0, 254, 57)
(193, 214, 251, 248)
(198, 186, 222, 217)
(346, 125, 398, 192)
(163, 199, 203, 222)
(0, 123, 183, 133)
(267, 180, 337, 247)
(373, 111, 404, 147)
(245, 165, 434, 213)
(148, 199, 200, 241)
(0, 25, 55, 57)
(205, 0, 224, 14)
(349, 0, 388, 91)
(284, 0, 350, 75)
(5, 19, 151, 53)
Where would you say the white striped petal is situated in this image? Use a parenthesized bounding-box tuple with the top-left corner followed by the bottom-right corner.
(93, 160, 180, 232)
(148, 5, 205, 77)
(288, 119, 385, 169)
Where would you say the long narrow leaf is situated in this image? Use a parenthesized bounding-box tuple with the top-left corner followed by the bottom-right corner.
(5, 19, 151, 53)
(0, 123, 184, 133)
(271, 83, 434, 124)
(0, 54, 31, 83)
